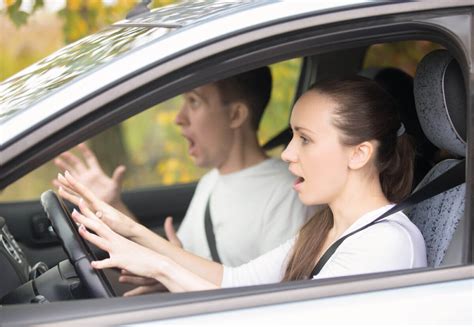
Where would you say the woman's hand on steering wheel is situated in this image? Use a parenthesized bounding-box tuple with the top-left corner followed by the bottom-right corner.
(70, 204, 168, 282)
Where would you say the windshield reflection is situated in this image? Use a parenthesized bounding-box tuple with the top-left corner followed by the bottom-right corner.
(0, 26, 171, 124)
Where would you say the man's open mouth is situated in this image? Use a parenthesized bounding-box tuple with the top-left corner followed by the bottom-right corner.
(183, 134, 197, 154)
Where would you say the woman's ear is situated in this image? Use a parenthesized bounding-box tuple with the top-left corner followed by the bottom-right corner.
(228, 102, 249, 129)
(348, 141, 374, 170)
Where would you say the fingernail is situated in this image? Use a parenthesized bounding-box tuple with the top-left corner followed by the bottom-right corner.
(72, 208, 77, 214)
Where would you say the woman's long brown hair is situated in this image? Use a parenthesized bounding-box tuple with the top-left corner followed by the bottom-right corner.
(282, 77, 415, 281)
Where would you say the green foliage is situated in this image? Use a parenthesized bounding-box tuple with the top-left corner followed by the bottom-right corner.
(261, 59, 301, 143)
(363, 41, 442, 76)
(6, 0, 28, 27)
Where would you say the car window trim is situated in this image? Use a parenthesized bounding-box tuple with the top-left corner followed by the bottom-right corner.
(1, 265, 471, 325)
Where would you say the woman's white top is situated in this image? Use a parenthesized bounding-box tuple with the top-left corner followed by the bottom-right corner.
(221, 204, 427, 287)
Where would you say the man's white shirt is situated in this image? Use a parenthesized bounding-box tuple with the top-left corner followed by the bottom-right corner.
(177, 158, 314, 267)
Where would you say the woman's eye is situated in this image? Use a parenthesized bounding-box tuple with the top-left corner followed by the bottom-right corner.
(300, 136, 309, 145)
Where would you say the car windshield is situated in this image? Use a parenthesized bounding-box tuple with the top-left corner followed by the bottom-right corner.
(0, 26, 171, 125)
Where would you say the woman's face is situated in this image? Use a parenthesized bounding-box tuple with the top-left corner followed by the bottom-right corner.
(281, 90, 352, 206)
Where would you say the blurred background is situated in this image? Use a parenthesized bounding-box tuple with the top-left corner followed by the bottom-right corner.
(0, 0, 440, 201)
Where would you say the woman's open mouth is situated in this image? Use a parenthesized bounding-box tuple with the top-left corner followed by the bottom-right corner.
(293, 176, 305, 191)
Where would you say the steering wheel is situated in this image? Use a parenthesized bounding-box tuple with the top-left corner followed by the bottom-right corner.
(40, 190, 115, 298)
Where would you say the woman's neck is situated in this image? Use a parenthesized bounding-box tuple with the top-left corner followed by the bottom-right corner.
(329, 173, 390, 237)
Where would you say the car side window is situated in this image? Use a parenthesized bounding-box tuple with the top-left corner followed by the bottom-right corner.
(363, 41, 442, 76)
(108, 58, 302, 191)
(0, 59, 301, 200)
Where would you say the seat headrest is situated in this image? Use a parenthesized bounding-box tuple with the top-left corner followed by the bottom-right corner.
(414, 50, 466, 157)
(361, 67, 420, 139)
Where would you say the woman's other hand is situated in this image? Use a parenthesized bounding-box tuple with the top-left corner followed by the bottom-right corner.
(58, 171, 138, 239)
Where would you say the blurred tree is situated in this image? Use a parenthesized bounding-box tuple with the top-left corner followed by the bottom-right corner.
(364, 41, 442, 76)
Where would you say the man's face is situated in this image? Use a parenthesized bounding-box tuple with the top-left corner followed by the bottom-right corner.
(175, 83, 234, 168)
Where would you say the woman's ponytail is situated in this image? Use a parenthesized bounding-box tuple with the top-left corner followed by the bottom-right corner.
(379, 133, 415, 203)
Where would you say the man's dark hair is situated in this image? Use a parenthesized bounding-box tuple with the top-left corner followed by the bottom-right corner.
(214, 66, 272, 130)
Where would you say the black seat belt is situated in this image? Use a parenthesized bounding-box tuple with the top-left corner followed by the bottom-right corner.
(204, 195, 221, 263)
(310, 159, 466, 278)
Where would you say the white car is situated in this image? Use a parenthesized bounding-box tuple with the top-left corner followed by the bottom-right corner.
(0, 0, 472, 325)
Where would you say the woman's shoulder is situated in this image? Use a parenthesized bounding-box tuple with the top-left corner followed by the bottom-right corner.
(346, 211, 426, 264)
(354, 211, 423, 244)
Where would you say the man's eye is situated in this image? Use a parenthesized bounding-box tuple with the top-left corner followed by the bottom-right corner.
(186, 97, 199, 108)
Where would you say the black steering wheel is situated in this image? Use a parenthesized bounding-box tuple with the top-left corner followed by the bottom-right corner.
(40, 190, 115, 298)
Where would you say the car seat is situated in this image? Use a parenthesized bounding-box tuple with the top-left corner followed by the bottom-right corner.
(405, 49, 467, 267)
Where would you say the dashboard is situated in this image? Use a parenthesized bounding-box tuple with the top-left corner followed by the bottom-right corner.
(0, 216, 30, 299)
(0, 215, 97, 304)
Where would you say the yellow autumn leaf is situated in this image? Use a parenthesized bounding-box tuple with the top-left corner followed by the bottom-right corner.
(155, 111, 175, 125)
(87, 0, 102, 9)
(67, 0, 81, 11)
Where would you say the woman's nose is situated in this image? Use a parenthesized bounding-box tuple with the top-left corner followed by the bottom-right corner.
(281, 141, 296, 163)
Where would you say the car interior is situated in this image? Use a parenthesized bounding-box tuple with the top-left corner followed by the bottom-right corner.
(0, 36, 469, 307)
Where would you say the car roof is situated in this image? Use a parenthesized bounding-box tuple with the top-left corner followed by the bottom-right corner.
(0, 0, 389, 146)
(0, 0, 470, 164)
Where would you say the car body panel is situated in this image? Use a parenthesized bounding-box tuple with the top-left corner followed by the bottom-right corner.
(154, 279, 473, 325)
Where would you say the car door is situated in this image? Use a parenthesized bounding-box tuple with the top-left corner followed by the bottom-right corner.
(0, 1, 472, 325)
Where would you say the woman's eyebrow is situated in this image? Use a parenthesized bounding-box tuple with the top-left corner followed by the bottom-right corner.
(293, 126, 316, 136)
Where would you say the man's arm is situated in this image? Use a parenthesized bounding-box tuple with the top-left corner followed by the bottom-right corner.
(53, 143, 136, 220)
